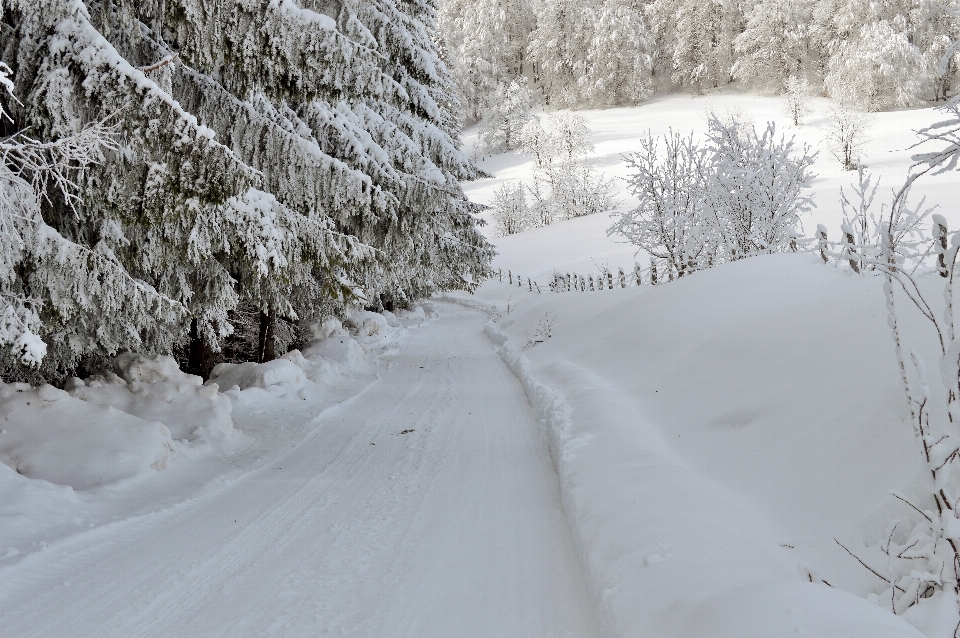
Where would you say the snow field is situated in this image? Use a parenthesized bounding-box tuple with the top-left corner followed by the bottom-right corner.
(455, 253, 937, 636)
(451, 96, 960, 635)
(464, 93, 960, 281)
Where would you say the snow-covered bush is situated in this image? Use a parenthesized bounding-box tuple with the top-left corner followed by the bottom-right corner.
(611, 114, 816, 276)
(492, 181, 532, 236)
(705, 113, 817, 259)
(782, 76, 814, 127)
(825, 103, 874, 170)
(608, 131, 712, 278)
(477, 79, 533, 155)
(517, 114, 617, 227)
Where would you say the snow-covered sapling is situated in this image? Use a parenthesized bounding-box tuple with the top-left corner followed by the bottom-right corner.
(493, 181, 531, 236)
(825, 104, 873, 171)
(782, 76, 813, 127)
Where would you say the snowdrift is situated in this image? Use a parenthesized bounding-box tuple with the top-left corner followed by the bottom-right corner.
(67, 353, 234, 442)
(468, 253, 940, 637)
(0, 382, 175, 490)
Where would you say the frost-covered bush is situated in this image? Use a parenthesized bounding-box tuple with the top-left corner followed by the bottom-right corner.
(517, 114, 617, 226)
(608, 131, 713, 278)
(705, 112, 817, 258)
(610, 114, 816, 277)
(492, 181, 532, 236)
(825, 103, 874, 170)
(782, 76, 814, 127)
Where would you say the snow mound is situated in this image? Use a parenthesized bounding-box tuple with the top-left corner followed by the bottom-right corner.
(66, 353, 233, 442)
(310, 316, 349, 341)
(344, 310, 388, 338)
(0, 382, 175, 490)
(208, 358, 306, 394)
(680, 579, 925, 638)
(301, 335, 368, 370)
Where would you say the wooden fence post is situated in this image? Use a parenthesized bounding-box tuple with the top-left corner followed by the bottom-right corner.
(817, 225, 829, 264)
(935, 214, 949, 278)
(841, 224, 860, 274)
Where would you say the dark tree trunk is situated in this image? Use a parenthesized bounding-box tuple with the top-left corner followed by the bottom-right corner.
(188, 318, 216, 380)
(258, 307, 276, 363)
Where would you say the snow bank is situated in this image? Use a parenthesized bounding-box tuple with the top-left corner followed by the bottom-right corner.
(209, 359, 306, 395)
(0, 382, 175, 490)
(210, 313, 398, 400)
(67, 353, 233, 441)
(471, 252, 931, 637)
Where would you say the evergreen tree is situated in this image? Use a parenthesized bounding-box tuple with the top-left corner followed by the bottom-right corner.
(0, 0, 491, 379)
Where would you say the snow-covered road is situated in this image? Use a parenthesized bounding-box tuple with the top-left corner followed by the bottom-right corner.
(0, 304, 600, 638)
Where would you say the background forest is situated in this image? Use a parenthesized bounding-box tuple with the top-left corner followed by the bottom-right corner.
(440, 0, 960, 119)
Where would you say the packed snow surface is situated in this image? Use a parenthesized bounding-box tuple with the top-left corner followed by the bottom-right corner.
(0, 306, 599, 638)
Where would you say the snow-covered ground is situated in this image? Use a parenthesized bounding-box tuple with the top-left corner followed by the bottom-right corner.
(4, 92, 960, 637)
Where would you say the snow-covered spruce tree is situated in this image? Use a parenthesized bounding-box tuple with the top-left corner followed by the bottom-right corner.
(733, 0, 820, 92)
(527, 0, 590, 106)
(1, 0, 491, 380)
(327, 0, 495, 306)
(0, 0, 386, 378)
(651, 0, 742, 94)
(437, 0, 533, 123)
(578, 0, 653, 107)
(608, 130, 714, 278)
(0, 72, 177, 373)
(704, 112, 817, 259)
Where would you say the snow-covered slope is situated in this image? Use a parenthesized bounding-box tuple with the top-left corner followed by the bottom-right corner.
(451, 93, 960, 636)
(455, 253, 941, 636)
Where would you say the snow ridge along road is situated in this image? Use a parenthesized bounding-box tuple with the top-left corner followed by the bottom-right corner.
(0, 303, 601, 638)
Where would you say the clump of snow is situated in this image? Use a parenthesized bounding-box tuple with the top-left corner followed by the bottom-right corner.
(344, 310, 388, 338)
(66, 353, 233, 442)
(208, 359, 306, 396)
(310, 316, 348, 341)
(0, 381, 175, 490)
(301, 335, 368, 371)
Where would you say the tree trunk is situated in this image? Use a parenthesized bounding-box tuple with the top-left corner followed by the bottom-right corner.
(258, 307, 276, 363)
(187, 318, 216, 380)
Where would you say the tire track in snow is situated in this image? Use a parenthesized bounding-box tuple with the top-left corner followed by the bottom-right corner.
(0, 303, 600, 638)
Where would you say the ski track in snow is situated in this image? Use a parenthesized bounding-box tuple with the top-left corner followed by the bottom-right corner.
(0, 303, 600, 638)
